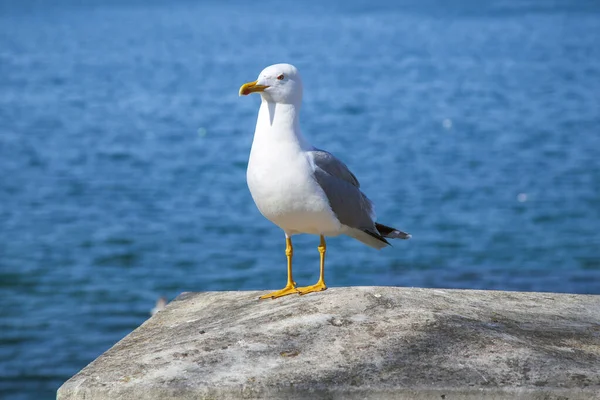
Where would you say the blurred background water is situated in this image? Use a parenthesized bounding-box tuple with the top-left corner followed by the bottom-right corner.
(1, 0, 599, 398)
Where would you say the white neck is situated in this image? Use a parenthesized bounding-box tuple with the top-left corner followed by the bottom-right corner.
(253, 99, 312, 150)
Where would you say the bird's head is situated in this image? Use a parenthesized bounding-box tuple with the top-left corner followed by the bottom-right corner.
(239, 63, 303, 105)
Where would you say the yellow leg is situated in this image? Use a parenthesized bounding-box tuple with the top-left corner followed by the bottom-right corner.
(297, 235, 328, 295)
(259, 236, 299, 299)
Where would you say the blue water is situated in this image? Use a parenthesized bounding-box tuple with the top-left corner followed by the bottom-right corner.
(1, 0, 599, 398)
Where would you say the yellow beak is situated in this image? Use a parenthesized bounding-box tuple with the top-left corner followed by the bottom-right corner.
(239, 81, 269, 96)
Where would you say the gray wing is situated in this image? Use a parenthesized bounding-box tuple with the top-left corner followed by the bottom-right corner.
(308, 149, 376, 230)
(310, 149, 361, 188)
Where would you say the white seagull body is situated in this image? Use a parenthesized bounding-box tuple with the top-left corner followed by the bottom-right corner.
(240, 63, 410, 299)
(247, 103, 341, 237)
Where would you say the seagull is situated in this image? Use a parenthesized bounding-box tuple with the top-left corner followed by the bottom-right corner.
(239, 63, 410, 300)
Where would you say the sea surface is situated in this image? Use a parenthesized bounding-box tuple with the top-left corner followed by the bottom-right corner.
(1, 0, 599, 398)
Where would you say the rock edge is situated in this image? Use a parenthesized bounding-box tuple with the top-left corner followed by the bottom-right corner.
(58, 287, 600, 399)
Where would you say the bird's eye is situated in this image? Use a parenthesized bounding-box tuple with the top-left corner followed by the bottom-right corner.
(277, 74, 284, 80)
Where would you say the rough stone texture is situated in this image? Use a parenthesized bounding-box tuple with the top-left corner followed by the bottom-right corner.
(58, 287, 600, 399)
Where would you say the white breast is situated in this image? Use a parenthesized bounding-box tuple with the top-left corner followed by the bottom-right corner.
(246, 104, 341, 236)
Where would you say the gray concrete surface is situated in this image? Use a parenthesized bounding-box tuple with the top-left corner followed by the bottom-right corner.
(57, 287, 600, 399)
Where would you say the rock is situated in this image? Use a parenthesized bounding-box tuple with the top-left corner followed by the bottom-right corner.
(57, 287, 600, 399)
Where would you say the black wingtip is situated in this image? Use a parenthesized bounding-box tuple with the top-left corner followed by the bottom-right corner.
(363, 229, 391, 246)
(375, 223, 411, 240)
